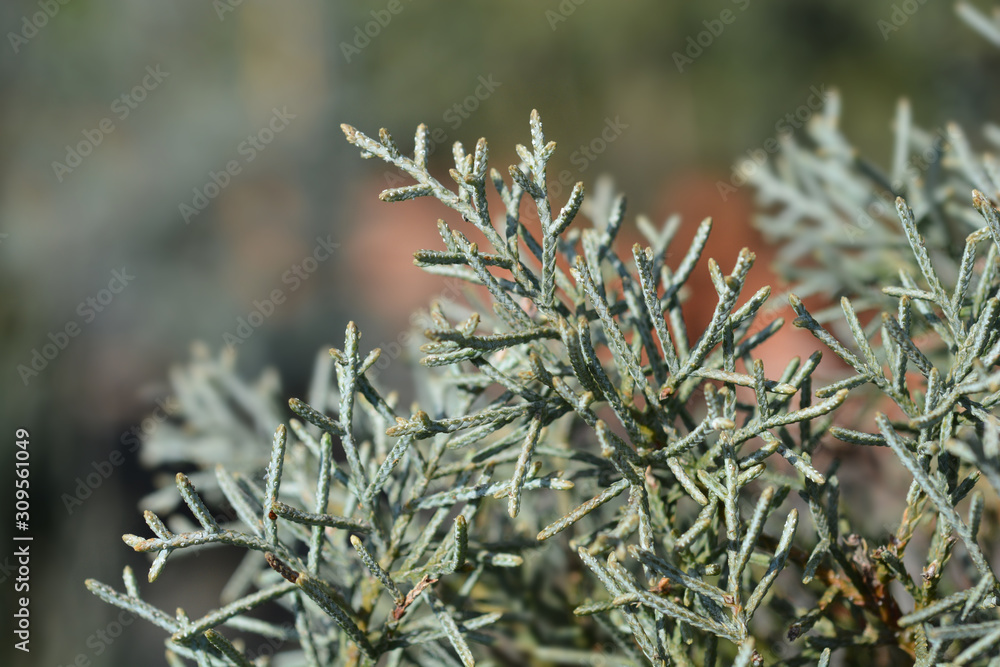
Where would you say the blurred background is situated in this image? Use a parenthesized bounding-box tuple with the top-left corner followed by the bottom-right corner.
(1, 1, 999, 665)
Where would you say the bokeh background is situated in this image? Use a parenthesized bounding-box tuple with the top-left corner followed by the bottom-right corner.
(2, 1, 999, 665)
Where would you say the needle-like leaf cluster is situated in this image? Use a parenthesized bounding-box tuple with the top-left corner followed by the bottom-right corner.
(88, 90, 1000, 666)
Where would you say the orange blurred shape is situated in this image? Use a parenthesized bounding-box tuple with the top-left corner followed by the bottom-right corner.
(348, 171, 838, 382)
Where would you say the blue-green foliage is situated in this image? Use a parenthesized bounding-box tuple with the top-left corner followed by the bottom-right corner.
(88, 86, 1000, 666)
